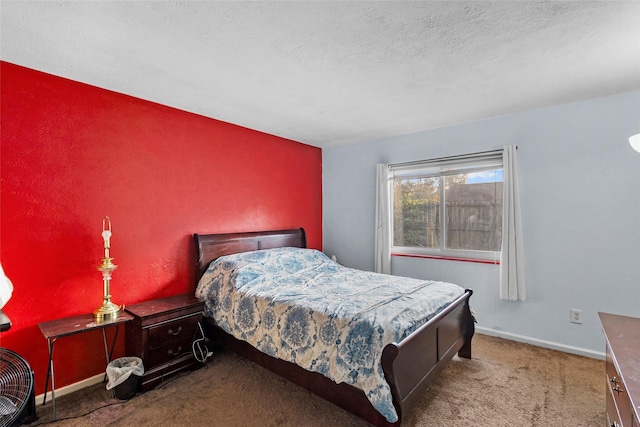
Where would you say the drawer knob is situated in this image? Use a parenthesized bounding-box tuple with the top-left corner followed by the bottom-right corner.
(612, 385, 624, 395)
(610, 376, 618, 385)
(168, 326, 182, 336)
(167, 346, 182, 357)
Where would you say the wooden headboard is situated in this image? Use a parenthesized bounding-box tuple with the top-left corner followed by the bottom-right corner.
(193, 228, 306, 281)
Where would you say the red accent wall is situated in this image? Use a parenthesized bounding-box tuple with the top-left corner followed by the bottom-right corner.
(0, 61, 322, 395)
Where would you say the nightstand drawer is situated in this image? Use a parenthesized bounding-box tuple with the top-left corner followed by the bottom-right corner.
(148, 338, 193, 367)
(148, 314, 200, 349)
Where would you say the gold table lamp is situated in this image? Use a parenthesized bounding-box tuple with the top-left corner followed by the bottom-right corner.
(94, 216, 120, 321)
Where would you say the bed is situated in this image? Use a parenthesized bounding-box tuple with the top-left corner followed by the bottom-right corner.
(193, 228, 474, 426)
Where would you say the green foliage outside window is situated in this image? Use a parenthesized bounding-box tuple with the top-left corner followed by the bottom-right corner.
(393, 173, 502, 254)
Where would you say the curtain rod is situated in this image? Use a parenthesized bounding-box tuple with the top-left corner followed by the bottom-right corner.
(388, 146, 516, 169)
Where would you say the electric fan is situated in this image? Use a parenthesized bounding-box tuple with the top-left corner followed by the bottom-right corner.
(0, 264, 36, 426)
(0, 348, 34, 427)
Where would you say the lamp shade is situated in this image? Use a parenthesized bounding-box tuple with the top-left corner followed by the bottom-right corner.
(0, 264, 14, 309)
(630, 134, 640, 153)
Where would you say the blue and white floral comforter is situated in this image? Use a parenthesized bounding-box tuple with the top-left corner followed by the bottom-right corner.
(195, 247, 465, 422)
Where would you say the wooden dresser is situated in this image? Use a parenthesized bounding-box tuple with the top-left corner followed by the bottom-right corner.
(599, 312, 640, 427)
(125, 294, 204, 391)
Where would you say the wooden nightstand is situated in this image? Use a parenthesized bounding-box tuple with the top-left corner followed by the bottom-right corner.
(125, 294, 204, 391)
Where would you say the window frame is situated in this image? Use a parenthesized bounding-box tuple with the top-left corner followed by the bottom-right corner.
(389, 150, 503, 262)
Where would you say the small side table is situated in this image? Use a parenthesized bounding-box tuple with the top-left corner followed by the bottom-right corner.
(38, 311, 133, 421)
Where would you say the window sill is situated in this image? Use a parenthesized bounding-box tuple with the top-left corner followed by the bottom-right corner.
(391, 252, 500, 265)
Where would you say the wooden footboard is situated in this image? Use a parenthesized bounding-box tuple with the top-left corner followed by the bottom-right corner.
(194, 229, 474, 426)
(203, 289, 473, 426)
(382, 289, 474, 425)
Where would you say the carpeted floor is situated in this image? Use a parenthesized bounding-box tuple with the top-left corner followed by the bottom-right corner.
(27, 334, 605, 426)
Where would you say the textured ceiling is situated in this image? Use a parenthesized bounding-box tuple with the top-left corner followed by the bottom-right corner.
(1, 1, 639, 148)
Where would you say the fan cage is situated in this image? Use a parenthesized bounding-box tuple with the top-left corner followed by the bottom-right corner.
(0, 348, 34, 427)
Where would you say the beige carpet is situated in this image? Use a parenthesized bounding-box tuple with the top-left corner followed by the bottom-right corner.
(28, 334, 605, 426)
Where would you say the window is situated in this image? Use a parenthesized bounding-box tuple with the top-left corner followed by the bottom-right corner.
(390, 151, 503, 261)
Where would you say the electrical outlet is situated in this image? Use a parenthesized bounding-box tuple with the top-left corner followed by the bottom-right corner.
(570, 309, 583, 324)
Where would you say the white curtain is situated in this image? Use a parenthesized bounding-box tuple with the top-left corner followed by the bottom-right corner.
(374, 164, 391, 274)
(500, 145, 526, 300)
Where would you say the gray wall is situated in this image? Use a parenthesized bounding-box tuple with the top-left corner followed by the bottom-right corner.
(322, 90, 640, 358)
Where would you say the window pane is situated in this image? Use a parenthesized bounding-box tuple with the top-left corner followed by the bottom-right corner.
(444, 170, 502, 251)
(393, 177, 440, 248)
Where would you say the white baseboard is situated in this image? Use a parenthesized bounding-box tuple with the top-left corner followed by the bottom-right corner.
(35, 372, 105, 404)
(475, 326, 605, 360)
